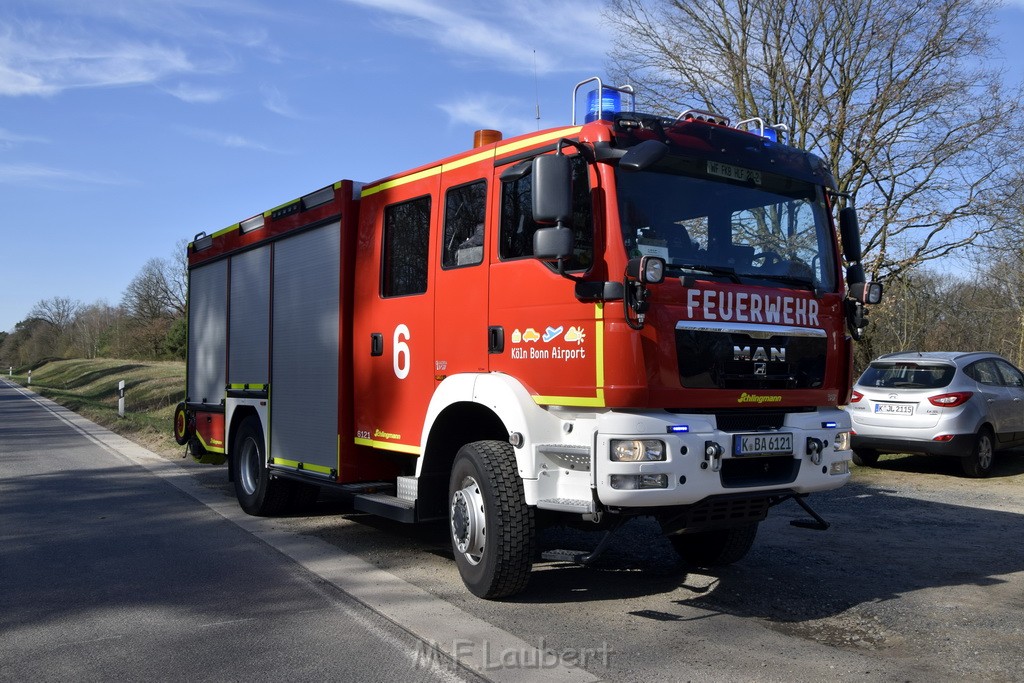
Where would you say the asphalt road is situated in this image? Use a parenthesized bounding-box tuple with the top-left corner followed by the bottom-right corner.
(4, 378, 1024, 682)
(0, 380, 479, 683)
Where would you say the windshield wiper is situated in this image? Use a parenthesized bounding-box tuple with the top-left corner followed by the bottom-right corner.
(742, 272, 819, 293)
(668, 263, 741, 283)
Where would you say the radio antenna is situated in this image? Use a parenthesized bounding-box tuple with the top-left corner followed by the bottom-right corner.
(533, 50, 541, 130)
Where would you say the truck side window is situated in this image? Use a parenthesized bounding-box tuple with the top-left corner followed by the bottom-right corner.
(499, 154, 593, 271)
(382, 195, 431, 297)
(442, 180, 486, 269)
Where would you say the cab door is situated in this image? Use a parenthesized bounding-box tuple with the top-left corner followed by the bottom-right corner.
(433, 175, 490, 380)
(352, 173, 440, 457)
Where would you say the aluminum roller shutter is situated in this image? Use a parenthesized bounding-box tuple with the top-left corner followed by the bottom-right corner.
(270, 221, 340, 470)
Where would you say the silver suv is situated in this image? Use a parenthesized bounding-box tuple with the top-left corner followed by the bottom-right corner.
(848, 351, 1024, 477)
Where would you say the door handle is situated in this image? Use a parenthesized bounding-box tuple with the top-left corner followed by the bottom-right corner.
(370, 332, 384, 357)
(488, 326, 504, 354)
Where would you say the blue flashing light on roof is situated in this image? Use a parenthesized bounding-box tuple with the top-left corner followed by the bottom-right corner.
(586, 88, 622, 122)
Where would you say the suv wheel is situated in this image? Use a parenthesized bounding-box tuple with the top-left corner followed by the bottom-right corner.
(961, 427, 994, 478)
(852, 449, 879, 467)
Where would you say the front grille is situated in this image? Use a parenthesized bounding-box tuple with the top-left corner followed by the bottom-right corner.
(676, 326, 827, 390)
(715, 410, 786, 432)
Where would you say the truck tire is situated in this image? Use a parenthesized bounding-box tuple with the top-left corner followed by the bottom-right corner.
(669, 522, 759, 567)
(448, 440, 535, 599)
(852, 449, 879, 467)
(961, 426, 994, 478)
(173, 402, 193, 446)
(232, 415, 291, 516)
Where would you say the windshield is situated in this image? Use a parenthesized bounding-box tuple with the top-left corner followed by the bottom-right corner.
(859, 362, 956, 389)
(616, 155, 838, 291)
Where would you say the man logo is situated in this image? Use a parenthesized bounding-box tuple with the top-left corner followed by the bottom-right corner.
(733, 345, 786, 362)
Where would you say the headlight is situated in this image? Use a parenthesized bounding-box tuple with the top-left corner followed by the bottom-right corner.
(610, 439, 666, 462)
(834, 431, 851, 452)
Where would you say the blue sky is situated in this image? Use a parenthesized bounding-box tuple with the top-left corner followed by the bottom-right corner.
(1, 0, 1023, 333)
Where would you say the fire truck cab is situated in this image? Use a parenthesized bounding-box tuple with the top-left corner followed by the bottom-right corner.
(175, 77, 880, 599)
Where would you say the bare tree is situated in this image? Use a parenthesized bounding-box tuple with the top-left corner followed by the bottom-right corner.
(122, 254, 186, 320)
(73, 302, 122, 359)
(28, 297, 82, 334)
(605, 0, 1024, 281)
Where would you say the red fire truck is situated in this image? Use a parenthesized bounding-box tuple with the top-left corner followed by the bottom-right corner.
(174, 77, 880, 598)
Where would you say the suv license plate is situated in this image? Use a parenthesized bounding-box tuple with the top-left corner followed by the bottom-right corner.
(733, 433, 793, 456)
(875, 403, 914, 415)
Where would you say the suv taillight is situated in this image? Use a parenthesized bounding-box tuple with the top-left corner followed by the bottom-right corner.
(928, 391, 973, 407)
(850, 390, 864, 403)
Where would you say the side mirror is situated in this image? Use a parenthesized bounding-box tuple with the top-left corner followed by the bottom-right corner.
(849, 281, 883, 305)
(532, 155, 572, 225)
(838, 207, 862, 263)
(619, 140, 668, 172)
(533, 226, 574, 262)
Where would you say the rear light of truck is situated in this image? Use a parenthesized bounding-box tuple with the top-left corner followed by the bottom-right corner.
(928, 391, 973, 407)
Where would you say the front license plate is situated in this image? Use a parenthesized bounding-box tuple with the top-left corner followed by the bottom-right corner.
(733, 432, 793, 456)
(875, 403, 914, 415)
(707, 160, 762, 185)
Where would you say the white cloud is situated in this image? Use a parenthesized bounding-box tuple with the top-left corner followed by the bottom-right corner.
(0, 163, 123, 187)
(178, 126, 280, 153)
(260, 84, 302, 119)
(334, 0, 609, 75)
(0, 22, 195, 97)
(438, 93, 541, 137)
(0, 127, 48, 146)
(164, 83, 226, 104)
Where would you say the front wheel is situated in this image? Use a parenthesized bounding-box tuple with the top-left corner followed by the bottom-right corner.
(448, 441, 535, 599)
(232, 415, 292, 516)
(961, 427, 994, 478)
(669, 523, 759, 567)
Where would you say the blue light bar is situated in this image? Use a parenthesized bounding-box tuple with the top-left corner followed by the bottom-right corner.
(667, 425, 690, 434)
(585, 88, 622, 122)
(821, 421, 838, 429)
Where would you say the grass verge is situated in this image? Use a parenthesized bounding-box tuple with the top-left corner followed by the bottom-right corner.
(8, 358, 186, 459)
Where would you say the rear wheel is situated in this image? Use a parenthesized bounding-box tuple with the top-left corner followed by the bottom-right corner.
(173, 402, 193, 446)
(852, 448, 879, 467)
(232, 415, 292, 515)
(448, 440, 535, 599)
(961, 427, 994, 478)
(669, 522, 759, 567)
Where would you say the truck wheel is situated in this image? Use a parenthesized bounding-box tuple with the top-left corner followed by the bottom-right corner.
(852, 449, 879, 467)
(669, 522, 759, 567)
(232, 415, 291, 516)
(448, 440, 535, 599)
(173, 402, 193, 446)
(961, 427, 994, 478)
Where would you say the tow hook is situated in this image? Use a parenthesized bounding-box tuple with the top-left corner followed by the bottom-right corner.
(703, 441, 724, 472)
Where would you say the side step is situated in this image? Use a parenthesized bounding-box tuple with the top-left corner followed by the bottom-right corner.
(353, 493, 416, 523)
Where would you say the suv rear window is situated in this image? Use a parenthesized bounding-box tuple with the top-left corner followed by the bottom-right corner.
(859, 362, 956, 389)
